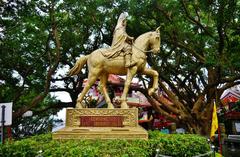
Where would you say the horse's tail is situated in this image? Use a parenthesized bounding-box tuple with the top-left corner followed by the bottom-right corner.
(68, 55, 89, 76)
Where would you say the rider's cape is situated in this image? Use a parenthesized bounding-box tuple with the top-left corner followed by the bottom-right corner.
(102, 29, 129, 59)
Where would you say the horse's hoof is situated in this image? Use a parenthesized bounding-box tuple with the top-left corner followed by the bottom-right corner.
(108, 104, 115, 109)
(148, 88, 155, 96)
(76, 103, 83, 108)
(121, 102, 129, 109)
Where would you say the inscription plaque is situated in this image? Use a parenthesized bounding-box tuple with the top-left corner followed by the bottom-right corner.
(80, 116, 123, 127)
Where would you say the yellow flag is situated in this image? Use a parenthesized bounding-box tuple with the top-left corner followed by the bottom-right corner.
(210, 101, 218, 139)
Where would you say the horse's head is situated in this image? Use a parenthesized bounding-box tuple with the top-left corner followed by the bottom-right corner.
(148, 27, 161, 54)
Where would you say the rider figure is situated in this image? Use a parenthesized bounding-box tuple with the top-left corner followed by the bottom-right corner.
(110, 12, 135, 67)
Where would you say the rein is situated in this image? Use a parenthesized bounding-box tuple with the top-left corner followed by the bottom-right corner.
(132, 43, 154, 53)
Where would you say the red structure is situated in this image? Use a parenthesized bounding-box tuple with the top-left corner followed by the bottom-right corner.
(221, 86, 240, 105)
(220, 86, 240, 135)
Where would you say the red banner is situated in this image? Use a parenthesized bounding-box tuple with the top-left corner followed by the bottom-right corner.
(80, 116, 123, 127)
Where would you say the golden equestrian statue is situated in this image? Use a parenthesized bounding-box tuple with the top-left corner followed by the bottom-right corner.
(69, 13, 161, 109)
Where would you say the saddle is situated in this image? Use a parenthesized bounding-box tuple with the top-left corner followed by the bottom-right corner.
(101, 47, 130, 59)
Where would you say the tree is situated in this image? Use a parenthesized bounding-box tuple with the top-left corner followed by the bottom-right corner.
(0, 0, 125, 137)
(126, 0, 240, 134)
(1, 0, 63, 137)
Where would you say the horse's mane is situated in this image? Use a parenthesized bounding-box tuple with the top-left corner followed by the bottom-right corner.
(134, 31, 153, 44)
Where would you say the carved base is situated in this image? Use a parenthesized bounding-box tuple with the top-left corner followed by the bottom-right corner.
(52, 126, 148, 140)
(53, 108, 148, 140)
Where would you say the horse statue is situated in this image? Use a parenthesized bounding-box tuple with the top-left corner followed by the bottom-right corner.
(69, 27, 161, 109)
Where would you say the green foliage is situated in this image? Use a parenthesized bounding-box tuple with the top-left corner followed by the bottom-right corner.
(149, 131, 210, 156)
(216, 153, 224, 157)
(1, 131, 210, 157)
(11, 108, 60, 138)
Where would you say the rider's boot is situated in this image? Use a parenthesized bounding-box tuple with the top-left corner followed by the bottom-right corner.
(125, 54, 131, 67)
(125, 54, 136, 68)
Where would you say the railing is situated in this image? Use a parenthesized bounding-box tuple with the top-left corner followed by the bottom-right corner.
(155, 149, 214, 157)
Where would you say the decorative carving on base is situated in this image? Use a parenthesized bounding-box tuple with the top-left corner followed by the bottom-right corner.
(66, 108, 138, 127)
(53, 108, 148, 140)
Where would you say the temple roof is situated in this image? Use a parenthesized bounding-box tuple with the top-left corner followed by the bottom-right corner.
(221, 85, 240, 104)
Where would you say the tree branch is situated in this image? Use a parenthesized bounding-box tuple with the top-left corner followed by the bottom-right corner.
(154, 2, 172, 22)
(33, 101, 75, 115)
(13, 2, 61, 119)
(180, 0, 216, 39)
(175, 41, 205, 63)
(152, 93, 180, 115)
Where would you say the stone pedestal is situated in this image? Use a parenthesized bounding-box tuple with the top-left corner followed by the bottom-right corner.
(53, 108, 148, 140)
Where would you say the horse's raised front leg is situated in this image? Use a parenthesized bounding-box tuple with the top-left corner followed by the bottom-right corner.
(76, 70, 100, 108)
(120, 67, 137, 108)
(100, 73, 114, 109)
(142, 68, 159, 96)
